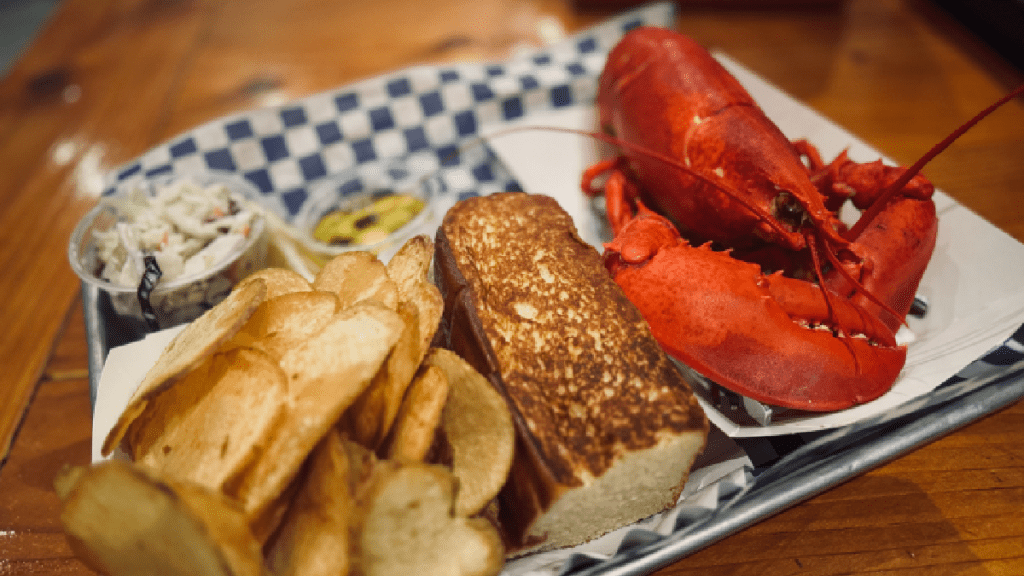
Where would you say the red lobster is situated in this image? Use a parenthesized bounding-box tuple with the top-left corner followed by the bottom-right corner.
(583, 26, 1022, 411)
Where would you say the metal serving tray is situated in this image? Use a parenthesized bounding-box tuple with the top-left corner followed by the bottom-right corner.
(83, 3, 1024, 574)
(83, 282, 1024, 576)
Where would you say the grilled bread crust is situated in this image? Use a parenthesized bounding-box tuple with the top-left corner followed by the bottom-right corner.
(433, 192, 708, 555)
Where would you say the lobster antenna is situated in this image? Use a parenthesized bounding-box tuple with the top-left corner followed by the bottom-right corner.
(479, 122, 907, 328)
(481, 125, 799, 242)
(812, 228, 907, 326)
(848, 83, 1024, 239)
(804, 232, 867, 372)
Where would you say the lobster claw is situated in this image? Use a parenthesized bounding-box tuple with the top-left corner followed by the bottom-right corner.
(602, 208, 907, 412)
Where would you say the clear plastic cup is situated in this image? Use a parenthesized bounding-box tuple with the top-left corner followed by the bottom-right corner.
(69, 170, 268, 331)
(292, 159, 442, 271)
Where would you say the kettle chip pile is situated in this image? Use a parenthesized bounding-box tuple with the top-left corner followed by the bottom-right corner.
(56, 235, 515, 576)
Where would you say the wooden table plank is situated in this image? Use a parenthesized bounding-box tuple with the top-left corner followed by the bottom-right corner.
(0, 0, 215, 464)
(0, 303, 92, 575)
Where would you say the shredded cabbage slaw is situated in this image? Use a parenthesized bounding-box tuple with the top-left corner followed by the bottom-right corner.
(93, 178, 257, 288)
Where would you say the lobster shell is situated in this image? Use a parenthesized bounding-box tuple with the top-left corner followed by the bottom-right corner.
(597, 27, 843, 252)
(589, 27, 942, 411)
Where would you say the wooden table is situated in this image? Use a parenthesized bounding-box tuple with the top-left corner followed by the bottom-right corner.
(2, 0, 1022, 573)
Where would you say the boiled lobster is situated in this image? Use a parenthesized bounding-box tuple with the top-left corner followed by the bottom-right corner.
(583, 26, 1022, 411)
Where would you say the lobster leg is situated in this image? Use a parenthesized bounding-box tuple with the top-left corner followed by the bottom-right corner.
(816, 152, 935, 209)
(789, 142, 939, 331)
(582, 157, 642, 235)
(792, 140, 853, 214)
(825, 195, 938, 332)
(812, 85, 1024, 329)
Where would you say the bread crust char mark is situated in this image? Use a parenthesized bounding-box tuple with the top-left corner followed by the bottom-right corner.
(434, 192, 708, 555)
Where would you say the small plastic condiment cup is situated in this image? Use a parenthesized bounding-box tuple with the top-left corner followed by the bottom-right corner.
(68, 170, 268, 333)
(292, 159, 441, 270)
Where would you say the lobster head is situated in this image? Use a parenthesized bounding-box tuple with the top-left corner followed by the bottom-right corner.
(596, 26, 846, 254)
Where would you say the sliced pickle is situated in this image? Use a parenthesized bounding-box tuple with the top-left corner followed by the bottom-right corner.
(314, 193, 424, 247)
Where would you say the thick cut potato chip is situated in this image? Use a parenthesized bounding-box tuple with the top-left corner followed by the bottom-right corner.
(243, 291, 340, 337)
(266, 429, 353, 576)
(386, 235, 443, 355)
(172, 480, 268, 576)
(385, 234, 433, 296)
(55, 460, 264, 576)
(128, 347, 288, 491)
(352, 461, 503, 576)
(102, 278, 268, 456)
(312, 251, 399, 310)
(77, 247, 519, 576)
(244, 267, 312, 299)
(343, 236, 443, 449)
(341, 437, 379, 492)
(244, 472, 301, 555)
(344, 300, 422, 449)
(222, 290, 340, 360)
(425, 348, 515, 517)
(385, 364, 449, 462)
(230, 301, 405, 536)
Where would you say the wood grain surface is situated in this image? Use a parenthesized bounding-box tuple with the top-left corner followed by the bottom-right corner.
(1, 0, 1022, 574)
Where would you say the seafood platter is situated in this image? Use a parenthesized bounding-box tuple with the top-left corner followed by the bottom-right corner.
(74, 2, 1024, 575)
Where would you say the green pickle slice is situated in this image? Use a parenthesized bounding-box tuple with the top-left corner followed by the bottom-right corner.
(313, 193, 424, 247)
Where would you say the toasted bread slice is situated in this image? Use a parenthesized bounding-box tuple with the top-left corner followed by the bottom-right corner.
(434, 192, 708, 555)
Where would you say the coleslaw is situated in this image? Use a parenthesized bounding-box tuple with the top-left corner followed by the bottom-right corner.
(93, 177, 257, 288)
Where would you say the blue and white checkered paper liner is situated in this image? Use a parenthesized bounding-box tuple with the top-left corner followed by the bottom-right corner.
(101, 2, 676, 221)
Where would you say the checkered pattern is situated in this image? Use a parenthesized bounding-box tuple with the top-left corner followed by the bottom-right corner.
(103, 1, 676, 222)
